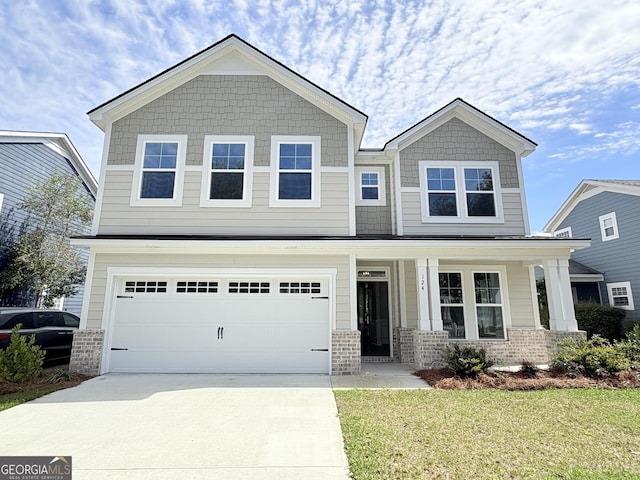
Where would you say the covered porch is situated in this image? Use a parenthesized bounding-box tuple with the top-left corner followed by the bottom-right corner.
(333, 236, 589, 374)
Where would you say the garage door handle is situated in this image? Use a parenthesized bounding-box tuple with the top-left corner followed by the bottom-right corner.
(312, 296, 329, 299)
(217, 327, 220, 339)
(117, 295, 134, 299)
(311, 348, 329, 352)
(220, 326, 224, 339)
(111, 347, 128, 351)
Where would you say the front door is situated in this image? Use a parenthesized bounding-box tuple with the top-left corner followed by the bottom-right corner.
(357, 281, 390, 356)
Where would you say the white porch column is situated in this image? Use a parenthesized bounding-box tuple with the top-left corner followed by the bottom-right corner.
(427, 258, 442, 331)
(558, 259, 578, 331)
(415, 259, 431, 331)
(543, 259, 565, 331)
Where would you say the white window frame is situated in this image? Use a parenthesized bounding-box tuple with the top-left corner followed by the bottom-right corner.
(355, 166, 386, 206)
(418, 161, 504, 223)
(438, 265, 511, 340)
(0, 192, 4, 213)
(269, 136, 321, 208)
(130, 134, 187, 206)
(554, 227, 572, 238)
(599, 212, 619, 241)
(200, 135, 254, 207)
(607, 281, 634, 310)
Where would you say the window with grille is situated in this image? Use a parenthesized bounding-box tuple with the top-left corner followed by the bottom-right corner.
(176, 281, 218, 293)
(124, 281, 168, 293)
(279, 282, 321, 294)
(228, 282, 270, 294)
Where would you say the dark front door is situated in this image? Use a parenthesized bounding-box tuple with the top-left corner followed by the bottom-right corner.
(357, 281, 390, 356)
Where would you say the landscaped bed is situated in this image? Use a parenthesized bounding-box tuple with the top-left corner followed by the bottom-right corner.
(415, 367, 640, 390)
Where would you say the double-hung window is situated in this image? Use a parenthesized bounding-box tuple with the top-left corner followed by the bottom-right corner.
(355, 166, 386, 206)
(200, 135, 254, 207)
(607, 282, 634, 310)
(599, 212, 619, 241)
(439, 272, 465, 339)
(419, 161, 503, 222)
(270, 136, 321, 207)
(474, 272, 504, 339)
(131, 135, 187, 206)
(438, 267, 508, 340)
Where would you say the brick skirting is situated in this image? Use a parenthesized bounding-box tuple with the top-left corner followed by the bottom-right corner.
(69, 329, 104, 376)
(411, 328, 587, 369)
(332, 330, 361, 375)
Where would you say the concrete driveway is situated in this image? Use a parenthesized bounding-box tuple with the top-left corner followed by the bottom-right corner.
(0, 374, 350, 479)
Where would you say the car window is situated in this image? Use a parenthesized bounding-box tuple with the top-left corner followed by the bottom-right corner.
(62, 313, 80, 328)
(36, 312, 65, 328)
(1, 312, 35, 329)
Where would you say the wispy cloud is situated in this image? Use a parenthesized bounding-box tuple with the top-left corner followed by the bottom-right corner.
(0, 0, 639, 232)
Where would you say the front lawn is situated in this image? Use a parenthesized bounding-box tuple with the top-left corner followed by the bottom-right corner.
(335, 389, 640, 479)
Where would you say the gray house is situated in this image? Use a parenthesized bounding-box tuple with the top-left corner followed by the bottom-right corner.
(0, 131, 98, 315)
(545, 180, 640, 324)
(70, 34, 587, 376)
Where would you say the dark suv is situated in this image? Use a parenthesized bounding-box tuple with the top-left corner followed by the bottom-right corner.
(0, 308, 80, 364)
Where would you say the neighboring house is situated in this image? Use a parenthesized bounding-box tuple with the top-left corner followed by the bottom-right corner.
(0, 131, 98, 315)
(544, 179, 640, 324)
(69, 34, 587, 376)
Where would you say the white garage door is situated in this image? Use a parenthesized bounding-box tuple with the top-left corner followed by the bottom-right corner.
(107, 276, 330, 373)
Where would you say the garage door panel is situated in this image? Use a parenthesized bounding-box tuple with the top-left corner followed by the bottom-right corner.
(108, 276, 330, 374)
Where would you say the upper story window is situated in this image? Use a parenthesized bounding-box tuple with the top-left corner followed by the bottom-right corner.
(355, 166, 386, 206)
(200, 135, 254, 207)
(131, 135, 187, 206)
(419, 161, 503, 223)
(270, 136, 321, 207)
(607, 281, 634, 310)
(599, 212, 619, 241)
(554, 227, 572, 238)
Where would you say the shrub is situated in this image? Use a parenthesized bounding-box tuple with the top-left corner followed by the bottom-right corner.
(618, 324, 640, 369)
(0, 324, 45, 383)
(574, 302, 626, 341)
(550, 335, 630, 378)
(445, 344, 494, 378)
(519, 360, 539, 378)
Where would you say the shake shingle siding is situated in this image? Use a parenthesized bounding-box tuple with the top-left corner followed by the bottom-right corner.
(558, 190, 640, 322)
(0, 143, 94, 315)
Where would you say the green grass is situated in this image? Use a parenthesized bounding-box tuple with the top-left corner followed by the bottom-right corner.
(0, 387, 60, 412)
(335, 389, 640, 480)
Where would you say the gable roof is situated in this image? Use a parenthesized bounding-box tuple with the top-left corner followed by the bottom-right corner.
(382, 98, 537, 157)
(0, 130, 98, 196)
(544, 179, 640, 232)
(88, 34, 368, 143)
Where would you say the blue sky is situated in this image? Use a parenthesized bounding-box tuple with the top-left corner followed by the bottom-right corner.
(1, 0, 639, 232)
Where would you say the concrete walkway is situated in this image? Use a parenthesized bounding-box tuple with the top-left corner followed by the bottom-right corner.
(331, 362, 429, 389)
(0, 374, 350, 480)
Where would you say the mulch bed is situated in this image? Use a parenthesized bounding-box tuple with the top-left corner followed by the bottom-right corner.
(415, 367, 640, 390)
(0, 371, 92, 396)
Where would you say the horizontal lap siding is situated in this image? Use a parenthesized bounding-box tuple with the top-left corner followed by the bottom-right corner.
(401, 192, 525, 235)
(99, 170, 349, 234)
(87, 253, 351, 330)
(505, 262, 536, 328)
